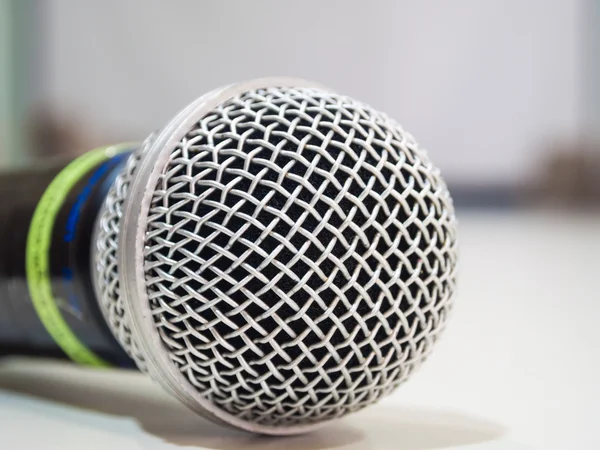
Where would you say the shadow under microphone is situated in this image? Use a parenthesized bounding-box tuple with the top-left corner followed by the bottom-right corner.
(0, 78, 458, 436)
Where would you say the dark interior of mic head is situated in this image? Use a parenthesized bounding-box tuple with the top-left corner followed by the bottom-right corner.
(142, 87, 455, 424)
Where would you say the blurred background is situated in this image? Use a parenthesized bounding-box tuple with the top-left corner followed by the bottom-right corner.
(0, 1, 598, 450)
(1, 0, 598, 209)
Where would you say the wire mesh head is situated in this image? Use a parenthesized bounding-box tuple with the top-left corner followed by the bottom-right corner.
(94, 79, 457, 435)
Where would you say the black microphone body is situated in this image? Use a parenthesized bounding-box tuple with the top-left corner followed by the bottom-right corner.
(0, 148, 135, 368)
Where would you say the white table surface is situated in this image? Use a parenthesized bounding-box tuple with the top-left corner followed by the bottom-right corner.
(0, 211, 597, 450)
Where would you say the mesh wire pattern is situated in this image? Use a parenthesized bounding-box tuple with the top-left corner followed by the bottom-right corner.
(139, 87, 457, 427)
(94, 140, 150, 368)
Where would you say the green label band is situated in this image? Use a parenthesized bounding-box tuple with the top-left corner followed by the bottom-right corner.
(26, 144, 130, 366)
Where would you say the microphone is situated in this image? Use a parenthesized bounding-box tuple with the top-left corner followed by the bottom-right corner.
(2, 78, 458, 435)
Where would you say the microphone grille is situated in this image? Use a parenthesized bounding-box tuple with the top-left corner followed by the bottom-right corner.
(145, 87, 456, 426)
(94, 82, 457, 433)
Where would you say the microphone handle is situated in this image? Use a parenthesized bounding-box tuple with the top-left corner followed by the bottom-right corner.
(0, 146, 136, 368)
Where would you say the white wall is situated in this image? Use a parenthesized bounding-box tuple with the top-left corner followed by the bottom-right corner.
(40, 0, 584, 184)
